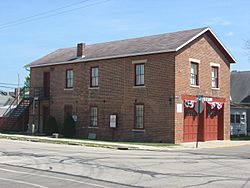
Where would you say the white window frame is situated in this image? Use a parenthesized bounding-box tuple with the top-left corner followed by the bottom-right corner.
(210, 62, 220, 90)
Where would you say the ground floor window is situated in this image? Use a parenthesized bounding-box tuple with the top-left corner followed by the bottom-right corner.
(90, 106, 98, 127)
(135, 104, 144, 129)
(231, 113, 243, 124)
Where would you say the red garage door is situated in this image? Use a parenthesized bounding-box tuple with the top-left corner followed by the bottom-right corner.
(183, 109, 198, 142)
(206, 106, 219, 140)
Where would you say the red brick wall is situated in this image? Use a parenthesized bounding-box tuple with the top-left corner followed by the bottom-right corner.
(174, 33, 230, 143)
(31, 53, 176, 142)
(30, 33, 231, 143)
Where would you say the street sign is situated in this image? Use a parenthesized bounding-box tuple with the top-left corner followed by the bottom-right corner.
(203, 97, 213, 102)
(195, 95, 204, 148)
(194, 102, 204, 114)
(196, 95, 204, 102)
(195, 95, 204, 114)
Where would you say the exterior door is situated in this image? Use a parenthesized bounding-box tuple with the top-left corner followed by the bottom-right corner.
(42, 106, 50, 134)
(206, 106, 219, 140)
(183, 109, 198, 142)
(43, 72, 50, 97)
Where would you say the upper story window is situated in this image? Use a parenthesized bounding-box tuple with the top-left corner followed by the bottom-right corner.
(135, 104, 144, 129)
(66, 69, 73, 88)
(190, 62, 198, 86)
(90, 106, 98, 127)
(90, 67, 99, 87)
(211, 66, 219, 88)
(135, 64, 144, 86)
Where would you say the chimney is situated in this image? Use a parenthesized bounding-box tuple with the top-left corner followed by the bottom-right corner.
(77, 43, 85, 57)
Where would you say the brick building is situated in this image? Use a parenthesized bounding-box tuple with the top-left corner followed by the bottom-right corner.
(25, 27, 235, 143)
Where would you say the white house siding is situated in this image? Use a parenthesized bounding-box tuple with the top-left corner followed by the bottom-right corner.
(230, 108, 247, 135)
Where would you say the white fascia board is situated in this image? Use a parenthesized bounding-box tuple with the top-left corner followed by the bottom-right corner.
(176, 28, 209, 51)
(176, 27, 236, 63)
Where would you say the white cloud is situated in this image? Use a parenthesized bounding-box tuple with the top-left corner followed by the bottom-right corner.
(205, 17, 231, 26)
(225, 31, 234, 36)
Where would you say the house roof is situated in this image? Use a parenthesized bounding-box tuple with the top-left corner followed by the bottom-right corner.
(231, 71, 250, 104)
(0, 95, 13, 107)
(26, 27, 236, 68)
(231, 102, 250, 109)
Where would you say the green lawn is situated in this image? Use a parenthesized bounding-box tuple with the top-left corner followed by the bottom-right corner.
(65, 138, 177, 147)
(231, 135, 250, 140)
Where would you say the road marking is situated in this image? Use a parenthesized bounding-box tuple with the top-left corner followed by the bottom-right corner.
(0, 167, 110, 188)
(0, 177, 48, 188)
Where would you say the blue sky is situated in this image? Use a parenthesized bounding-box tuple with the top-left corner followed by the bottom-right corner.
(0, 0, 249, 90)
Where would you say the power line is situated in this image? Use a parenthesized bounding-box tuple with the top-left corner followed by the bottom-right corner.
(0, 0, 92, 28)
(0, 82, 22, 86)
(0, 0, 111, 30)
(0, 86, 17, 89)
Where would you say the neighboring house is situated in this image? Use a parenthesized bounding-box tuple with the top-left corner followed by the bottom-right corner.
(231, 71, 250, 136)
(25, 27, 235, 143)
(0, 91, 15, 117)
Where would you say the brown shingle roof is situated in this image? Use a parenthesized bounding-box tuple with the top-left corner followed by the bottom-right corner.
(26, 27, 235, 68)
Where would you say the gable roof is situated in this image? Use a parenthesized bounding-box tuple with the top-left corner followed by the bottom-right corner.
(231, 71, 250, 104)
(26, 27, 236, 68)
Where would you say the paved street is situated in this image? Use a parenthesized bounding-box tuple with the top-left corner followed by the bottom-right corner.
(0, 139, 249, 188)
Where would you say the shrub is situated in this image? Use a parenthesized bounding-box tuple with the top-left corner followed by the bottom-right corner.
(63, 116, 76, 138)
(45, 116, 58, 135)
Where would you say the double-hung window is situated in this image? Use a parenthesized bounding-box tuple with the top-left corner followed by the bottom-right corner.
(91, 67, 99, 87)
(90, 106, 98, 127)
(135, 64, 144, 86)
(190, 63, 198, 86)
(211, 66, 219, 88)
(135, 104, 144, 129)
(66, 69, 73, 88)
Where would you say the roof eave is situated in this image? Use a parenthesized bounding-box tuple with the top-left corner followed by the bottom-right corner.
(175, 27, 236, 64)
(26, 49, 176, 68)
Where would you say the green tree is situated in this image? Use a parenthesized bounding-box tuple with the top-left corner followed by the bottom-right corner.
(20, 72, 30, 98)
(45, 116, 58, 135)
(63, 116, 76, 138)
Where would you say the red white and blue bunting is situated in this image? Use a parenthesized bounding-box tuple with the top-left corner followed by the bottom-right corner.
(184, 100, 224, 110)
(207, 101, 223, 110)
(184, 100, 196, 108)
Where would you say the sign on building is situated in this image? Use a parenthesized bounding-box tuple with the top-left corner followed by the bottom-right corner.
(110, 115, 117, 128)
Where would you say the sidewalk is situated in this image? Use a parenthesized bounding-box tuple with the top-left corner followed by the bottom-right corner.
(180, 140, 250, 149)
(0, 133, 176, 150)
(0, 133, 250, 150)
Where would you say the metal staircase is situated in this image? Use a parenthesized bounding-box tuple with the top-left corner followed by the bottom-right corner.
(1, 90, 32, 132)
(0, 87, 49, 132)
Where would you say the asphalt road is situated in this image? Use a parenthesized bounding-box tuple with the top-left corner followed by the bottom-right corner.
(0, 139, 249, 188)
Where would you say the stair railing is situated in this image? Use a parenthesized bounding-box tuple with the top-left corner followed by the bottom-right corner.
(2, 88, 26, 118)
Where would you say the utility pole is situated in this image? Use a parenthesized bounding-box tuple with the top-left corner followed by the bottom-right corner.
(17, 73, 20, 104)
(195, 95, 204, 148)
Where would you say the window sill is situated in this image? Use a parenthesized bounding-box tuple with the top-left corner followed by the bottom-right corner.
(64, 88, 74, 91)
(133, 85, 145, 88)
(88, 126, 99, 129)
(132, 129, 145, 132)
(190, 85, 200, 88)
(212, 87, 220, 91)
(89, 87, 99, 90)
